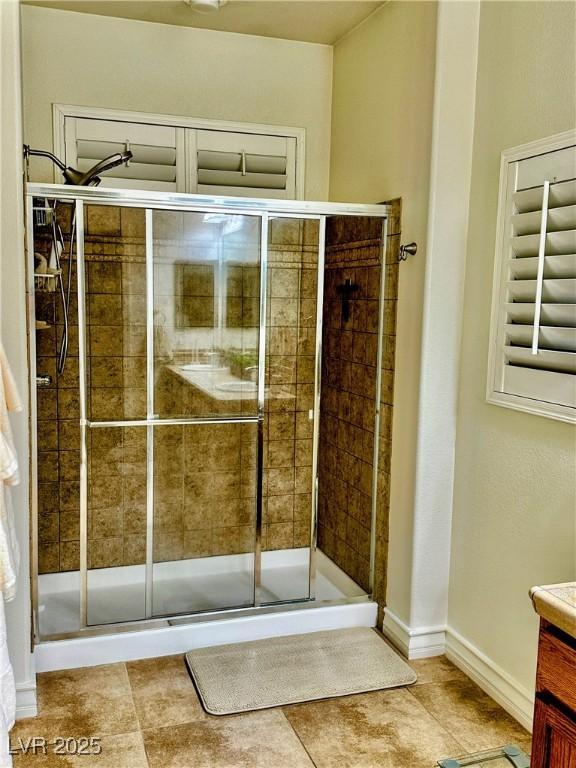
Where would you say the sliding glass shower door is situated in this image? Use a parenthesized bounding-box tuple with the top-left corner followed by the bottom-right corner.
(70, 201, 323, 627)
(83, 204, 263, 624)
(149, 209, 262, 617)
(29, 185, 390, 642)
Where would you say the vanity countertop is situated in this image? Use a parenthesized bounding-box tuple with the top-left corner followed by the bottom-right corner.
(167, 364, 257, 402)
(530, 582, 576, 639)
(166, 364, 296, 406)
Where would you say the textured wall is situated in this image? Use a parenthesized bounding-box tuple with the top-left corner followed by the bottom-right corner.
(1, 0, 37, 715)
(330, 1, 437, 620)
(449, 0, 576, 694)
(20, 5, 332, 200)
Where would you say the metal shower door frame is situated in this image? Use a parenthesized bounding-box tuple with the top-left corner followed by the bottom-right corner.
(26, 183, 389, 642)
(73, 198, 326, 628)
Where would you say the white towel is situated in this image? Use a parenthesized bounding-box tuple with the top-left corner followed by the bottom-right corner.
(0, 598, 15, 768)
(0, 342, 21, 599)
(0, 343, 22, 768)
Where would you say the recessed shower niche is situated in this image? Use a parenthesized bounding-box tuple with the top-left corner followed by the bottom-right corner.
(27, 185, 399, 642)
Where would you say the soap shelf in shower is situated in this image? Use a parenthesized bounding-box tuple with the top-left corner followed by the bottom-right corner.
(34, 270, 61, 293)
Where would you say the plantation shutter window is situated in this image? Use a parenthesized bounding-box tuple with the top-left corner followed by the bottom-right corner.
(190, 130, 297, 199)
(64, 117, 185, 192)
(488, 135, 576, 423)
(60, 111, 302, 199)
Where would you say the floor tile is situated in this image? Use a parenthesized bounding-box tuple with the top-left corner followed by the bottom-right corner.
(12, 731, 148, 767)
(142, 709, 314, 768)
(409, 679, 532, 754)
(12, 664, 139, 741)
(409, 655, 470, 685)
(283, 687, 462, 767)
(126, 655, 207, 729)
(9, 652, 533, 768)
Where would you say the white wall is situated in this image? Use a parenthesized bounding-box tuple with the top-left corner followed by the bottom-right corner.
(20, 5, 333, 199)
(330, 0, 438, 626)
(399, 0, 479, 651)
(0, 0, 37, 718)
(331, 0, 575, 731)
(448, 0, 576, 719)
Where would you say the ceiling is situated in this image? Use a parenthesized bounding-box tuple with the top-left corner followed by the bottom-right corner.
(22, 1, 385, 45)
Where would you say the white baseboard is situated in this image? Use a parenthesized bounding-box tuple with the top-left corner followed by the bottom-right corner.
(382, 610, 534, 732)
(382, 609, 446, 659)
(15, 680, 37, 720)
(445, 626, 534, 732)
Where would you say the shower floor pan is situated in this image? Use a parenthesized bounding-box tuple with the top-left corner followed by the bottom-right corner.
(35, 549, 376, 672)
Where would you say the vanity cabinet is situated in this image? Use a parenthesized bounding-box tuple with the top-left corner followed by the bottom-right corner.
(531, 621, 576, 767)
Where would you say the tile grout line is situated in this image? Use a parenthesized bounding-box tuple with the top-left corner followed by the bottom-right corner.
(123, 661, 151, 768)
(405, 685, 466, 749)
(279, 708, 319, 768)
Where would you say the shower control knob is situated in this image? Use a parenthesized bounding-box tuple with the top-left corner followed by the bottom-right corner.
(36, 374, 52, 388)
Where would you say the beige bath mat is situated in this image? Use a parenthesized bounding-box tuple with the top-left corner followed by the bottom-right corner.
(185, 627, 417, 715)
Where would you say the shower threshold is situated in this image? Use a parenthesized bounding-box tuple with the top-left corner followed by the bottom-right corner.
(35, 549, 377, 672)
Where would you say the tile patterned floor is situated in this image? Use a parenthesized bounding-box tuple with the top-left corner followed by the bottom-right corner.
(10, 645, 531, 767)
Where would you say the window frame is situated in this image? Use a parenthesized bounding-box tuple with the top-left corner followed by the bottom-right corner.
(486, 128, 576, 424)
(52, 103, 306, 199)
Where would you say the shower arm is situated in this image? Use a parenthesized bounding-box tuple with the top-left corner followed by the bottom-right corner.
(23, 145, 133, 186)
(23, 146, 66, 172)
(22, 145, 98, 186)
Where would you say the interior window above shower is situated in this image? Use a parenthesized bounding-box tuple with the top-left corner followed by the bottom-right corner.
(192, 130, 296, 199)
(64, 118, 185, 192)
(57, 107, 303, 198)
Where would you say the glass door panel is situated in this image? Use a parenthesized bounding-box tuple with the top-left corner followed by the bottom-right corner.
(86, 424, 147, 625)
(152, 210, 261, 419)
(84, 204, 147, 422)
(151, 421, 257, 616)
(83, 203, 148, 626)
(261, 217, 320, 603)
(81, 208, 320, 624)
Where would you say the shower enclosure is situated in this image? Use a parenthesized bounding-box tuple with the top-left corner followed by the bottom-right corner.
(26, 184, 392, 645)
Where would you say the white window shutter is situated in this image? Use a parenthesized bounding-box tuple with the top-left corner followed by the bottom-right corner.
(64, 117, 185, 192)
(58, 108, 304, 199)
(191, 130, 297, 199)
(488, 136, 576, 422)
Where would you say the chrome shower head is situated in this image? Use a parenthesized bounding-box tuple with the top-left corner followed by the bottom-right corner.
(75, 151, 133, 186)
(23, 145, 133, 187)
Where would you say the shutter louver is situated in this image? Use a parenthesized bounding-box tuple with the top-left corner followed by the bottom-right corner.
(63, 115, 300, 199)
(76, 140, 178, 187)
(194, 130, 296, 199)
(197, 150, 288, 191)
(65, 117, 184, 192)
(501, 174, 576, 410)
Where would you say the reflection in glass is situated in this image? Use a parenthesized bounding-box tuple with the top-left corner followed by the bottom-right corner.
(152, 210, 261, 420)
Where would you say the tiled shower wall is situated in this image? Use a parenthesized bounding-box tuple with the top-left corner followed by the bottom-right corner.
(35, 208, 318, 573)
(35, 204, 148, 574)
(318, 205, 400, 615)
(263, 218, 319, 552)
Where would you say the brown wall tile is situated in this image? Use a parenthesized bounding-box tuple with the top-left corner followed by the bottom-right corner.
(318, 210, 398, 601)
(35, 211, 323, 575)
